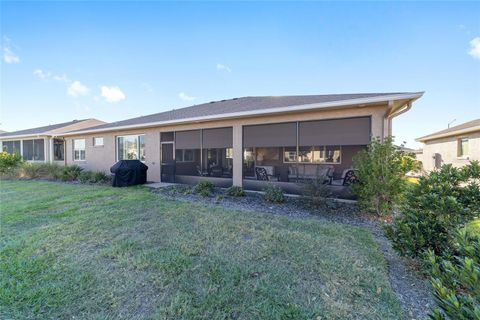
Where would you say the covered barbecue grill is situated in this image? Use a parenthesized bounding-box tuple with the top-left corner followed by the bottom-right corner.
(110, 160, 148, 187)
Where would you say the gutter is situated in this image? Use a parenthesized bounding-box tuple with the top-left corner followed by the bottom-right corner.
(60, 92, 424, 137)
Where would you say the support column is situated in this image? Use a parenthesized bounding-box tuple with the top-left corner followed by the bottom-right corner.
(232, 124, 243, 187)
(49, 138, 54, 163)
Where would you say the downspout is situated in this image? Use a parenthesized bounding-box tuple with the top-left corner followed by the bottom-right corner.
(384, 102, 412, 138)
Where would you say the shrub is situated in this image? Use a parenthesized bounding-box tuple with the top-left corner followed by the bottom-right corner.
(352, 137, 421, 216)
(21, 163, 44, 179)
(385, 161, 480, 259)
(193, 180, 214, 197)
(0, 151, 23, 175)
(226, 186, 246, 197)
(427, 229, 480, 319)
(302, 177, 331, 208)
(60, 165, 83, 181)
(263, 184, 285, 203)
(92, 171, 111, 184)
(43, 163, 63, 180)
(78, 171, 94, 183)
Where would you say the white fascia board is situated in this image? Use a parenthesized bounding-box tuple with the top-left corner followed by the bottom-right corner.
(0, 134, 50, 140)
(416, 126, 480, 142)
(61, 92, 424, 137)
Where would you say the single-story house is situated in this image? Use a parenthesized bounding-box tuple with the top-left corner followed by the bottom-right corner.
(0, 119, 105, 163)
(416, 118, 480, 171)
(56, 92, 423, 194)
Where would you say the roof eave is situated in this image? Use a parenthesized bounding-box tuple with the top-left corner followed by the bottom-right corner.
(60, 92, 424, 137)
(416, 125, 480, 142)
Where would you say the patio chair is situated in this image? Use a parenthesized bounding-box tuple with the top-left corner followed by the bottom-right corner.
(255, 167, 269, 181)
(342, 169, 358, 186)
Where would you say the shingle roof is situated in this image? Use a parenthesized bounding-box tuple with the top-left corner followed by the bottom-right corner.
(0, 119, 90, 138)
(70, 93, 415, 132)
(417, 118, 480, 142)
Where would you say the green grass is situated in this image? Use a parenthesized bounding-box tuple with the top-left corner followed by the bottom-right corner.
(0, 180, 403, 319)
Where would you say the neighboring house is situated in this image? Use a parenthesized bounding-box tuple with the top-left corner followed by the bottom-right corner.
(416, 118, 480, 171)
(0, 119, 106, 163)
(57, 92, 423, 193)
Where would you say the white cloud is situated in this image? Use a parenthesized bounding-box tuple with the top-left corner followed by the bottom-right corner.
(468, 37, 480, 59)
(3, 47, 20, 64)
(179, 92, 196, 101)
(100, 85, 126, 103)
(67, 81, 90, 97)
(216, 63, 231, 72)
(33, 69, 51, 80)
(53, 73, 69, 83)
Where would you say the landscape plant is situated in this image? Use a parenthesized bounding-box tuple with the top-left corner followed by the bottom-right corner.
(385, 161, 480, 259)
(60, 165, 84, 181)
(352, 137, 420, 216)
(0, 151, 23, 175)
(302, 177, 331, 208)
(226, 186, 246, 197)
(193, 180, 214, 197)
(427, 229, 480, 320)
(263, 184, 285, 203)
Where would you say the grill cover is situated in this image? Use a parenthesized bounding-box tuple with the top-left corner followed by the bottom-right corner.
(110, 160, 148, 187)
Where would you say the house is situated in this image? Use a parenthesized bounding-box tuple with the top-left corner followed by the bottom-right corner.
(0, 119, 106, 163)
(416, 118, 480, 171)
(57, 92, 423, 193)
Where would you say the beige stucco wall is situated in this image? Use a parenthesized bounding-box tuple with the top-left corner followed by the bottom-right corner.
(420, 131, 480, 171)
(64, 104, 391, 183)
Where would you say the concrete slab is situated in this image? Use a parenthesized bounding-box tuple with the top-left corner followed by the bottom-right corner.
(144, 182, 178, 189)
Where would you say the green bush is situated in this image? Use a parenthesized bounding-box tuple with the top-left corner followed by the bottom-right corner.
(43, 163, 63, 180)
(78, 171, 94, 183)
(92, 171, 111, 184)
(78, 170, 111, 184)
(21, 163, 44, 179)
(302, 177, 331, 208)
(193, 180, 214, 197)
(427, 229, 480, 320)
(60, 165, 84, 181)
(385, 161, 480, 259)
(263, 184, 285, 203)
(226, 186, 246, 197)
(352, 137, 421, 216)
(0, 151, 23, 175)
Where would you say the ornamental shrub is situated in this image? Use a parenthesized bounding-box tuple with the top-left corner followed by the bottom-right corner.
(302, 177, 331, 208)
(193, 180, 214, 197)
(263, 184, 285, 203)
(352, 137, 421, 216)
(60, 165, 83, 181)
(0, 151, 23, 175)
(385, 161, 480, 259)
(427, 229, 480, 320)
(226, 186, 246, 197)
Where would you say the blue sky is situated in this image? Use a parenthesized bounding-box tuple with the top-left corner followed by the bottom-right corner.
(1, 1, 479, 148)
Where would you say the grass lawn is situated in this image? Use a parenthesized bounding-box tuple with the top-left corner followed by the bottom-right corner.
(0, 180, 403, 319)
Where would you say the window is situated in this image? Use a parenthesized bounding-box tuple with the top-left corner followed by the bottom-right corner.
(176, 149, 196, 162)
(53, 139, 64, 161)
(73, 139, 86, 161)
(284, 146, 341, 164)
(2, 140, 21, 155)
(93, 137, 104, 146)
(22, 139, 45, 161)
(117, 135, 145, 161)
(458, 138, 469, 157)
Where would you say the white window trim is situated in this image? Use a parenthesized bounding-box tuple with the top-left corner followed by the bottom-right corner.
(457, 138, 470, 159)
(93, 137, 104, 147)
(73, 139, 86, 162)
(116, 134, 146, 162)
